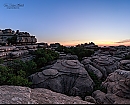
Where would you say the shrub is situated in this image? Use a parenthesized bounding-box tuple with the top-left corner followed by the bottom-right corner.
(55, 46, 94, 61)
(7, 75, 32, 87)
(0, 65, 31, 87)
(33, 48, 59, 68)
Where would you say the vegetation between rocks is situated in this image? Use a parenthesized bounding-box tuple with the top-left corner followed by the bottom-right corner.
(124, 53, 130, 60)
(0, 48, 59, 87)
(55, 45, 94, 61)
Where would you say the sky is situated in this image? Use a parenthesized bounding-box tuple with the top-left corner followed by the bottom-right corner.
(1, 0, 130, 46)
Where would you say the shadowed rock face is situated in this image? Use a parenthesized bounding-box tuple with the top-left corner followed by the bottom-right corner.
(59, 54, 78, 60)
(0, 85, 93, 104)
(102, 69, 130, 99)
(119, 60, 130, 70)
(29, 60, 94, 98)
(92, 69, 130, 104)
(81, 55, 119, 79)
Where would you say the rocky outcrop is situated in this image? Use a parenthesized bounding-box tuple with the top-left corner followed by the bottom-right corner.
(113, 50, 129, 59)
(16, 36, 37, 44)
(85, 96, 96, 103)
(10, 50, 29, 58)
(119, 60, 130, 70)
(81, 55, 120, 79)
(29, 60, 94, 98)
(92, 69, 130, 104)
(59, 54, 78, 60)
(0, 29, 37, 45)
(0, 85, 93, 104)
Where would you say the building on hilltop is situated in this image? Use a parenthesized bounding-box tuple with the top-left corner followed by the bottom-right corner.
(0, 29, 37, 45)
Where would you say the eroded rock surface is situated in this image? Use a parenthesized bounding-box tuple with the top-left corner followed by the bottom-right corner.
(92, 69, 130, 104)
(119, 60, 130, 70)
(59, 54, 78, 60)
(0, 85, 93, 104)
(29, 60, 94, 98)
(81, 55, 120, 79)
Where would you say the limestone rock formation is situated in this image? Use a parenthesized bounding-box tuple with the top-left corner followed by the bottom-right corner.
(85, 64, 103, 79)
(92, 69, 130, 104)
(84, 96, 96, 103)
(59, 54, 78, 60)
(29, 60, 94, 98)
(119, 60, 130, 70)
(0, 85, 93, 104)
(113, 50, 129, 59)
(0, 29, 37, 45)
(81, 55, 120, 79)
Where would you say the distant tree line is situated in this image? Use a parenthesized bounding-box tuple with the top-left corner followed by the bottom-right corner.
(55, 45, 94, 61)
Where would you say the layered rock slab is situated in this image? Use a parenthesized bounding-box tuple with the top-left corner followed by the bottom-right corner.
(81, 55, 120, 79)
(92, 69, 130, 104)
(29, 60, 94, 98)
(0, 85, 93, 104)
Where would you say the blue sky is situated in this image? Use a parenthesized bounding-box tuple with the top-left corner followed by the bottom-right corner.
(1, 0, 130, 46)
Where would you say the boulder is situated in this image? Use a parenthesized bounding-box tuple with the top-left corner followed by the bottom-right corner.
(85, 64, 103, 79)
(102, 69, 130, 99)
(119, 60, 130, 70)
(84, 96, 96, 103)
(59, 54, 78, 60)
(92, 90, 107, 104)
(29, 60, 94, 98)
(81, 58, 92, 65)
(0, 85, 93, 104)
(113, 50, 128, 59)
(81, 55, 119, 79)
(92, 69, 130, 104)
(92, 90, 130, 104)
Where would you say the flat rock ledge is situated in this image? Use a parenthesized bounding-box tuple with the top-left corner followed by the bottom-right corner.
(0, 85, 94, 104)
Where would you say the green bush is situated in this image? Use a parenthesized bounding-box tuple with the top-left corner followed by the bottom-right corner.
(36, 57, 47, 68)
(0, 48, 60, 87)
(55, 46, 94, 61)
(7, 59, 27, 73)
(33, 48, 59, 68)
(7, 75, 32, 87)
(25, 60, 37, 75)
(0, 65, 31, 87)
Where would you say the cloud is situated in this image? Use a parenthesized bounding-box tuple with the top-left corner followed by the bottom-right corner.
(115, 39, 130, 43)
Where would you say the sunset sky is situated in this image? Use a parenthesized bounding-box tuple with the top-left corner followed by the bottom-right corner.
(1, 0, 130, 46)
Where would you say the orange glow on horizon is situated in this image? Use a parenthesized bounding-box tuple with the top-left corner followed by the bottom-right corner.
(37, 41, 130, 47)
(61, 41, 130, 47)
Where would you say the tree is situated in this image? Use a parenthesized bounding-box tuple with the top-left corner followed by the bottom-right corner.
(33, 48, 59, 68)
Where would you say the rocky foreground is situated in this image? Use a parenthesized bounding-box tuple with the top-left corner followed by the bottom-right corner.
(1, 45, 130, 104)
(92, 69, 130, 104)
(0, 85, 93, 104)
(28, 49, 130, 104)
